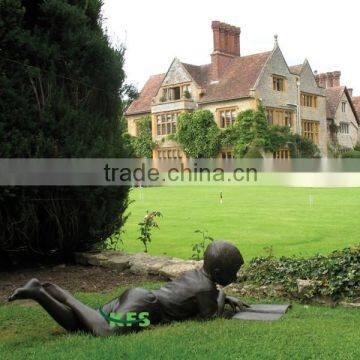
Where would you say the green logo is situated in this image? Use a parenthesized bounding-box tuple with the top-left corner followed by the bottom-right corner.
(99, 308, 151, 328)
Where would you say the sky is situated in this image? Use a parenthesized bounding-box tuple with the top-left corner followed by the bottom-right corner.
(102, 0, 359, 96)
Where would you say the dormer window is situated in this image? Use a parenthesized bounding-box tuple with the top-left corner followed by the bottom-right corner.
(273, 75, 285, 92)
(160, 84, 191, 102)
(170, 87, 181, 100)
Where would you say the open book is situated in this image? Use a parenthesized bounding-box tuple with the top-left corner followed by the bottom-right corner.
(232, 304, 291, 321)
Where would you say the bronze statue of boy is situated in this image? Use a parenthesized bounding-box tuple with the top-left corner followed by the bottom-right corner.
(8, 240, 248, 336)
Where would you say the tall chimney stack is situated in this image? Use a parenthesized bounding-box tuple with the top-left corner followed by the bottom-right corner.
(211, 21, 240, 81)
(333, 71, 341, 87)
(315, 71, 341, 88)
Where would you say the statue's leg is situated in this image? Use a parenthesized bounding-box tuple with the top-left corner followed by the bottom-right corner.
(39, 282, 114, 337)
(8, 278, 84, 332)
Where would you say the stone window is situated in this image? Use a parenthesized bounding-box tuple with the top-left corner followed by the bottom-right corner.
(157, 148, 183, 159)
(342, 102, 346, 112)
(218, 108, 237, 128)
(220, 148, 235, 159)
(273, 148, 290, 159)
(302, 120, 319, 144)
(266, 108, 293, 129)
(301, 93, 317, 108)
(160, 83, 191, 101)
(273, 75, 285, 92)
(339, 122, 349, 134)
(156, 112, 180, 135)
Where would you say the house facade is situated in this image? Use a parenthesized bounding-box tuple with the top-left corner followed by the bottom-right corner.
(351, 95, 360, 142)
(314, 73, 359, 149)
(125, 21, 358, 158)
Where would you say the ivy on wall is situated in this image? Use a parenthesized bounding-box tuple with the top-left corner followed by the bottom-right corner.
(131, 116, 157, 158)
(174, 110, 220, 158)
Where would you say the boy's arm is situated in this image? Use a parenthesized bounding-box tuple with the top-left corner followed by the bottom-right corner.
(225, 295, 250, 312)
(217, 289, 226, 316)
(216, 290, 249, 316)
(196, 291, 220, 319)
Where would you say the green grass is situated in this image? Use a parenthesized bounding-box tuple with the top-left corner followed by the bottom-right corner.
(1, 283, 360, 359)
(122, 186, 360, 260)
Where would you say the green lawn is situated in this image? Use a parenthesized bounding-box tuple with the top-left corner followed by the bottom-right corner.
(1, 283, 359, 359)
(122, 186, 360, 261)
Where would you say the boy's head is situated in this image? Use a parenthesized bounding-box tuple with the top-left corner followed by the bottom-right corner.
(203, 240, 244, 286)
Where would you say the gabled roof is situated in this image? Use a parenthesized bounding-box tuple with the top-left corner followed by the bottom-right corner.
(326, 86, 346, 118)
(289, 64, 303, 75)
(199, 51, 272, 103)
(325, 87, 359, 123)
(125, 74, 165, 115)
(181, 63, 212, 89)
(353, 96, 360, 119)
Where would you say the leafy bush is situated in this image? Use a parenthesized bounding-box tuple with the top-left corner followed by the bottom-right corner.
(0, 0, 130, 265)
(243, 146, 263, 158)
(234, 106, 270, 157)
(175, 110, 220, 158)
(288, 134, 321, 158)
(341, 150, 360, 158)
(222, 104, 319, 158)
(131, 116, 156, 158)
(245, 245, 360, 300)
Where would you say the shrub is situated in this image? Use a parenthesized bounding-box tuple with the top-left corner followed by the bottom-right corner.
(244, 245, 360, 300)
(0, 0, 130, 265)
(243, 146, 263, 158)
(131, 116, 157, 158)
(175, 110, 220, 158)
(288, 134, 321, 158)
(341, 150, 360, 158)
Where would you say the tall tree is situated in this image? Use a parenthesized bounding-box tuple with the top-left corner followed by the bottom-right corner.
(0, 0, 130, 264)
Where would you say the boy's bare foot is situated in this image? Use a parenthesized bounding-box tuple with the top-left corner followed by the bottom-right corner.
(8, 278, 42, 302)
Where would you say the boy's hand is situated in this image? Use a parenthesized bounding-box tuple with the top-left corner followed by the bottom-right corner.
(225, 296, 250, 312)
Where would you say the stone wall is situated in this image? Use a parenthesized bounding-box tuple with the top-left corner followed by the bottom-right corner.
(255, 47, 298, 113)
(334, 92, 358, 148)
(75, 250, 203, 280)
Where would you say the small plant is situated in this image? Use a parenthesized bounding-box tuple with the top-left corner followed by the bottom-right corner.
(183, 90, 191, 99)
(104, 230, 124, 251)
(159, 95, 166, 102)
(191, 230, 214, 261)
(138, 211, 162, 252)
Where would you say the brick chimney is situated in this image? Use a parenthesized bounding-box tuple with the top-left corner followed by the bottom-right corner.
(211, 21, 240, 81)
(315, 71, 341, 88)
(333, 71, 341, 87)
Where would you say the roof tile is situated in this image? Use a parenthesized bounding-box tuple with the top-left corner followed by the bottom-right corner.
(125, 74, 165, 115)
(289, 64, 303, 75)
(353, 96, 360, 119)
(325, 86, 345, 119)
(199, 51, 272, 103)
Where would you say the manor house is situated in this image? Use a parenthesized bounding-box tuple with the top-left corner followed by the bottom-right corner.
(125, 21, 359, 158)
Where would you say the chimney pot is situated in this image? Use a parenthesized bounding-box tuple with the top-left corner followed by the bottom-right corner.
(348, 88, 353, 97)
